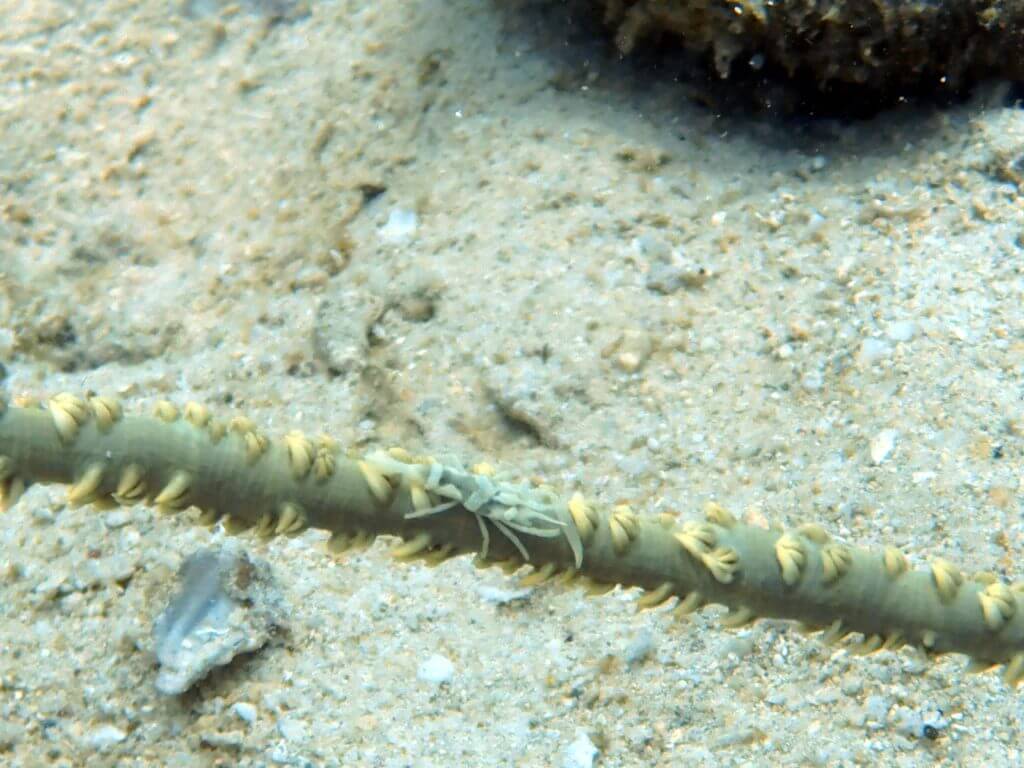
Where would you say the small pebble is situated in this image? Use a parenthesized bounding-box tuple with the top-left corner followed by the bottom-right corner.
(626, 724, 655, 749)
(885, 320, 917, 342)
(635, 234, 671, 260)
(34, 572, 68, 600)
(864, 695, 891, 725)
(277, 717, 306, 742)
(85, 725, 126, 751)
(614, 330, 653, 373)
(417, 653, 455, 685)
(801, 370, 824, 391)
(699, 336, 720, 353)
(103, 509, 132, 528)
(379, 208, 417, 243)
(841, 675, 864, 696)
(712, 726, 765, 748)
(857, 337, 891, 365)
(231, 702, 258, 726)
(200, 731, 244, 750)
(623, 629, 654, 666)
(31, 505, 56, 524)
(477, 585, 532, 605)
(563, 730, 599, 768)
(615, 454, 650, 477)
(870, 429, 898, 464)
(720, 635, 755, 658)
(153, 545, 286, 695)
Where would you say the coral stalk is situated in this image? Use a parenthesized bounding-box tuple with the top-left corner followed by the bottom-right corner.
(2, 393, 1022, 685)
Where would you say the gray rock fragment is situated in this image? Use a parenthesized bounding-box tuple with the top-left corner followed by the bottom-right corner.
(856, 337, 892, 366)
(276, 716, 307, 742)
(563, 730, 599, 768)
(477, 584, 532, 605)
(153, 544, 286, 695)
(84, 724, 126, 751)
(417, 653, 455, 685)
(231, 701, 258, 726)
(103, 509, 133, 529)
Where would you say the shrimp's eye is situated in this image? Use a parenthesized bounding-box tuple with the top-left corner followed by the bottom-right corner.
(923, 725, 940, 741)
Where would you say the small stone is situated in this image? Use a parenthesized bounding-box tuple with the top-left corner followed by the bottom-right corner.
(617, 351, 641, 372)
(477, 585, 532, 605)
(626, 724, 655, 749)
(199, 731, 245, 751)
(417, 653, 454, 685)
(870, 429, 898, 464)
(864, 695, 890, 725)
(355, 714, 378, 732)
(623, 629, 654, 666)
(712, 726, 765, 748)
(1, 560, 25, 584)
(719, 636, 755, 659)
(885, 320, 917, 342)
(614, 330, 653, 373)
(635, 234, 671, 260)
(85, 724, 126, 751)
(893, 706, 924, 738)
(379, 208, 417, 243)
(77, 553, 137, 588)
(816, 688, 841, 705)
(231, 702, 257, 726)
(841, 675, 864, 696)
(774, 343, 793, 360)
(615, 453, 650, 477)
(801, 370, 824, 391)
(698, 335, 720, 353)
(31, 505, 56, 524)
(34, 572, 67, 600)
(277, 717, 306, 742)
(857, 338, 891, 365)
(103, 509, 132, 528)
(153, 544, 287, 695)
(563, 730, 599, 768)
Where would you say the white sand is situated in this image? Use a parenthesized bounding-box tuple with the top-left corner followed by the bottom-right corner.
(1, 0, 1023, 765)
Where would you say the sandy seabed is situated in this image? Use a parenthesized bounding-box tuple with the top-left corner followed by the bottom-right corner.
(1, 1, 1023, 766)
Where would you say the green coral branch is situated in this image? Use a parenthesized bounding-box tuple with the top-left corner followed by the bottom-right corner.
(2, 393, 1023, 685)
